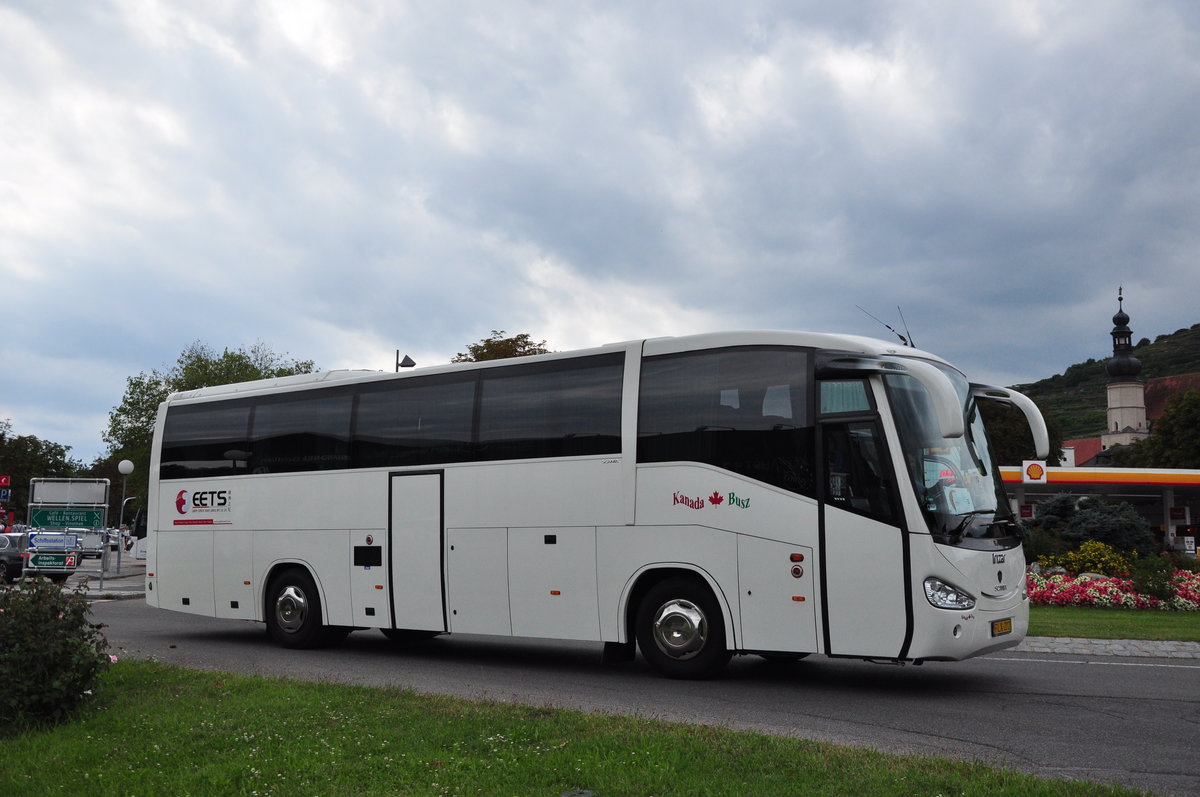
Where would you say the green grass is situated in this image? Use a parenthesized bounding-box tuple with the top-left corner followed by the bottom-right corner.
(0, 660, 1136, 797)
(1029, 605, 1200, 641)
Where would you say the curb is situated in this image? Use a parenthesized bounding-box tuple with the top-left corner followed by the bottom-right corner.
(1016, 636, 1200, 659)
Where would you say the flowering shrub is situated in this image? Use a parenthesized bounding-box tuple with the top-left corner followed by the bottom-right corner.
(1036, 540, 1132, 576)
(0, 577, 111, 730)
(1131, 554, 1177, 600)
(1026, 568, 1200, 611)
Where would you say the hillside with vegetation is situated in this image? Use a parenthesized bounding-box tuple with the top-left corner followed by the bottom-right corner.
(1013, 322, 1200, 440)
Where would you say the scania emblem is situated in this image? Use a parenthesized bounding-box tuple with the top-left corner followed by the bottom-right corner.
(997, 570, 1004, 584)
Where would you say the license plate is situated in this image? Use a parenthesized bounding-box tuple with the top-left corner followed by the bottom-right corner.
(991, 618, 1013, 637)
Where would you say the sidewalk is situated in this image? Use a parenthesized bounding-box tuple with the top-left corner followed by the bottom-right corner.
(1014, 636, 1200, 659)
(66, 554, 148, 599)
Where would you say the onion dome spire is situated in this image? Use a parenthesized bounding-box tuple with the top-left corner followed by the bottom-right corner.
(1105, 287, 1142, 380)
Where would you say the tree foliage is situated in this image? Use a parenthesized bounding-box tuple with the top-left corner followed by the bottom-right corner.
(1109, 389, 1200, 468)
(978, 399, 1064, 466)
(0, 419, 82, 524)
(1024, 493, 1157, 557)
(451, 331, 550, 362)
(103, 342, 316, 507)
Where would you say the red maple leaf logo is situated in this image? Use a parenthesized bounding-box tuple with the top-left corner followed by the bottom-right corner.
(708, 491, 724, 505)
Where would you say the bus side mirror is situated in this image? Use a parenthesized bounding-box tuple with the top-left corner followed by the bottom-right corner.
(970, 385, 1050, 460)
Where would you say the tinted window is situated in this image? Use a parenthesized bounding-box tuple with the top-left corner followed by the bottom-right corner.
(160, 400, 253, 478)
(250, 389, 353, 473)
(160, 353, 625, 479)
(477, 354, 623, 460)
(638, 347, 815, 495)
(823, 421, 896, 524)
(820, 380, 872, 414)
(354, 374, 476, 467)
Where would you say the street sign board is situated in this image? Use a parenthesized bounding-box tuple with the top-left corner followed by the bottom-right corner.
(29, 507, 105, 529)
(0, 488, 9, 502)
(30, 479, 107, 504)
(28, 531, 80, 549)
(0, 475, 9, 487)
(28, 552, 77, 569)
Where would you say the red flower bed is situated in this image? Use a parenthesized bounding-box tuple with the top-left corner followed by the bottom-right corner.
(1025, 569, 1200, 611)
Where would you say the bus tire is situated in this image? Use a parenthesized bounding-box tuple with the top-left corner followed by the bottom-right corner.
(266, 568, 331, 649)
(635, 576, 731, 679)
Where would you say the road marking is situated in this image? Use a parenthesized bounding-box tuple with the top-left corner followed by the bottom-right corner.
(990, 656, 1200, 670)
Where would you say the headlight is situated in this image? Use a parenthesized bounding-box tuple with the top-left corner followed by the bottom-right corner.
(923, 577, 976, 610)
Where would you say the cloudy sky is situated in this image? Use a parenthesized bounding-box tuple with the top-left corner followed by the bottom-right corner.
(2, 1, 1198, 464)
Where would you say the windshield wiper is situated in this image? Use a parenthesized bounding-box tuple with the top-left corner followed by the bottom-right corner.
(945, 510, 991, 543)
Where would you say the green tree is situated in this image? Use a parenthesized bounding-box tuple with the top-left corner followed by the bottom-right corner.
(103, 342, 316, 507)
(1110, 390, 1200, 468)
(1025, 493, 1157, 556)
(978, 399, 1064, 466)
(0, 419, 83, 524)
(451, 331, 550, 362)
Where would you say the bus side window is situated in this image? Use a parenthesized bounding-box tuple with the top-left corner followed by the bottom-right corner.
(823, 421, 895, 524)
(638, 347, 815, 497)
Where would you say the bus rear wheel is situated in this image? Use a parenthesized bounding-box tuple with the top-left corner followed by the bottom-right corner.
(635, 576, 731, 679)
(266, 568, 344, 649)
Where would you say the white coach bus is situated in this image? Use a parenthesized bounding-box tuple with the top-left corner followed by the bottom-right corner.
(145, 331, 1048, 678)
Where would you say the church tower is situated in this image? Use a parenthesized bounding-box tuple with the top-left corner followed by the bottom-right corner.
(1102, 288, 1149, 449)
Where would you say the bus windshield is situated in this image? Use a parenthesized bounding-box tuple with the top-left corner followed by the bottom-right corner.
(885, 364, 1018, 548)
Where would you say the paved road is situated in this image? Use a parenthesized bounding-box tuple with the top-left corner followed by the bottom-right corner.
(90, 597, 1200, 796)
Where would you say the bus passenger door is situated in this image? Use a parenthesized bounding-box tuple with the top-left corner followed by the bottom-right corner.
(820, 420, 909, 658)
(388, 472, 446, 632)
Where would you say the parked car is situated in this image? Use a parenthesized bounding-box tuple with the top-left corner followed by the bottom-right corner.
(80, 529, 106, 558)
(0, 532, 25, 583)
(79, 528, 118, 558)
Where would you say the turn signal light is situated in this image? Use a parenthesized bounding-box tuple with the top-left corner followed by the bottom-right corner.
(790, 553, 804, 562)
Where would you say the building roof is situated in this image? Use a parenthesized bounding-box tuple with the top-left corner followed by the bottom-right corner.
(1062, 437, 1104, 466)
(1145, 372, 1200, 420)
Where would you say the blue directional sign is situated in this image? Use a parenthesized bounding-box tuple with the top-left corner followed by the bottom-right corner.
(29, 531, 80, 549)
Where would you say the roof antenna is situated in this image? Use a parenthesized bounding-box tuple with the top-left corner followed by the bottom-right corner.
(857, 305, 911, 347)
(896, 306, 915, 348)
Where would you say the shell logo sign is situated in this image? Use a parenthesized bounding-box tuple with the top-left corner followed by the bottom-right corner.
(1023, 461, 1048, 484)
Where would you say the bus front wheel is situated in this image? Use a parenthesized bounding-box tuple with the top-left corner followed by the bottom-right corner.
(635, 576, 731, 679)
(266, 568, 340, 649)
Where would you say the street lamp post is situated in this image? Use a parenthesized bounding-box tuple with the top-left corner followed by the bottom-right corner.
(117, 460, 134, 572)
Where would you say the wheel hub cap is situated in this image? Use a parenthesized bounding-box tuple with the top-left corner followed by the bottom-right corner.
(652, 599, 707, 660)
(275, 585, 308, 633)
